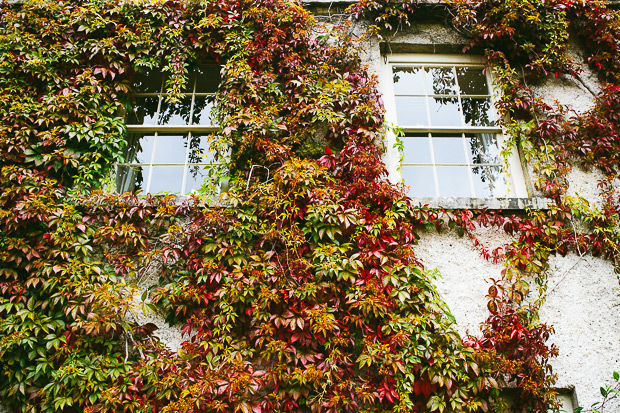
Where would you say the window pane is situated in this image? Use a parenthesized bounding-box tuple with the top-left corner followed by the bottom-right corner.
(149, 166, 184, 193)
(133, 72, 164, 93)
(126, 97, 159, 125)
(134, 134, 155, 164)
(402, 165, 436, 197)
(472, 166, 508, 197)
(427, 67, 458, 95)
(462, 98, 495, 126)
(393, 66, 425, 95)
(116, 165, 149, 193)
(428, 96, 462, 127)
(196, 65, 221, 93)
(402, 134, 432, 164)
(395, 96, 428, 126)
(187, 134, 214, 164)
(466, 133, 501, 164)
(185, 165, 211, 194)
(436, 166, 472, 197)
(456, 67, 489, 95)
(158, 96, 192, 125)
(191, 95, 216, 125)
(152, 134, 188, 164)
(432, 134, 467, 164)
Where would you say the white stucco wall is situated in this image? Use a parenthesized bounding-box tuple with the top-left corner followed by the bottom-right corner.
(416, 224, 620, 411)
(355, 21, 620, 411)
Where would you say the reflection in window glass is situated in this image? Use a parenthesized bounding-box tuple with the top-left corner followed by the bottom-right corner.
(195, 65, 221, 93)
(392, 62, 512, 198)
(192, 96, 216, 125)
(158, 96, 192, 126)
(118, 66, 220, 195)
(466, 133, 501, 165)
(134, 135, 155, 164)
(427, 67, 458, 95)
(393, 66, 426, 95)
(472, 166, 508, 197)
(428, 97, 462, 127)
(462, 98, 495, 127)
(456, 67, 488, 95)
(116, 165, 149, 193)
(127, 97, 159, 125)
(185, 165, 211, 193)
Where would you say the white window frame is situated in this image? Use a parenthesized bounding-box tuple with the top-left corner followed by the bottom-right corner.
(116, 66, 220, 195)
(379, 53, 528, 199)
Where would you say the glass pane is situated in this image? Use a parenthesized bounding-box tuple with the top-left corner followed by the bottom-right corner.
(432, 134, 467, 164)
(152, 134, 188, 164)
(126, 97, 159, 125)
(456, 67, 489, 95)
(191, 95, 216, 125)
(436, 166, 472, 197)
(158, 96, 192, 125)
(133, 72, 164, 93)
(428, 96, 462, 127)
(427, 67, 458, 95)
(116, 165, 149, 193)
(185, 165, 211, 194)
(462, 98, 495, 126)
(134, 135, 155, 164)
(395, 96, 428, 126)
(149, 166, 184, 193)
(196, 65, 221, 93)
(466, 133, 502, 164)
(472, 166, 508, 197)
(187, 134, 214, 164)
(402, 134, 432, 164)
(393, 66, 425, 95)
(402, 165, 436, 197)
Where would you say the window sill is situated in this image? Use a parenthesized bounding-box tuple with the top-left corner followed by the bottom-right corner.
(409, 197, 554, 211)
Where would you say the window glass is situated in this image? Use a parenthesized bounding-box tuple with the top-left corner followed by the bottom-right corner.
(151, 134, 187, 164)
(427, 67, 458, 95)
(158, 97, 192, 125)
(402, 165, 436, 197)
(428, 97, 462, 127)
(436, 166, 472, 197)
(456, 67, 488, 95)
(391, 61, 513, 198)
(466, 133, 502, 165)
(472, 166, 508, 197)
(126, 97, 159, 125)
(462, 98, 495, 127)
(393, 66, 426, 95)
(432, 135, 467, 164)
(117, 67, 220, 195)
(402, 134, 432, 164)
(395, 96, 428, 126)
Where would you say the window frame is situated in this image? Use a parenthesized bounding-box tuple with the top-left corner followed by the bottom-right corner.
(116, 65, 220, 195)
(379, 53, 529, 199)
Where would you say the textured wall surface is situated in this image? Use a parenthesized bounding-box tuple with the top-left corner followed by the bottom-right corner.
(358, 24, 620, 409)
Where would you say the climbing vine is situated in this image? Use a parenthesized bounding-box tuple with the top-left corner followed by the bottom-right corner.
(1, 0, 619, 412)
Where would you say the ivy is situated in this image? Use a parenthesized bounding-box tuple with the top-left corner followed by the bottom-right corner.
(1, 0, 620, 412)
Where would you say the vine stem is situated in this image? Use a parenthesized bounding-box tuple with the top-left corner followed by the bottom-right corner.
(541, 249, 586, 301)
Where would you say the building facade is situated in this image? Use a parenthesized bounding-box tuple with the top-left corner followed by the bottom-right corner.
(1, 0, 620, 411)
